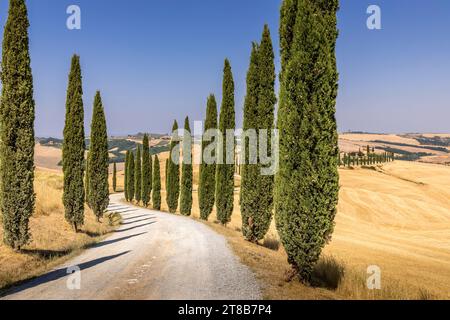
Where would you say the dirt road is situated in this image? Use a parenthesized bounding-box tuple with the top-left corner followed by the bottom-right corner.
(1, 194, 261, 300)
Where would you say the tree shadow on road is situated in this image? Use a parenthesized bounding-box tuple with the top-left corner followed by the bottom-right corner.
(0, 251, 131, 298)
(87, 232, 148, 249)
(114, 222, 156, 233)
(120, 217, 156, 226)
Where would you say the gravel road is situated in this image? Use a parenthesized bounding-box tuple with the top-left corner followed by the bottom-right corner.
(1, 194, 261, 300)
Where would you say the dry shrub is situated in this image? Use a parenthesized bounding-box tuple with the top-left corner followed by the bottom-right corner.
(311, 256, 345, 290)
(262, 235, 280, 251)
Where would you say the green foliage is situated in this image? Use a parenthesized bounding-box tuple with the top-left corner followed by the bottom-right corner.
(152, 155, 162, 210)
(134, 146, 142, 203)
(0, 0, 36, 249)
(165, 158, 169, 190)
(124, 151, 129, 201)
(127, 151, 135, 201)
(113, 162, 117, 192)
(240, 25, 276, 242)
(180, 117, 193, 216)
(216, 59, 236, 225)
(141, 134, 152, 207)
(198, 95, 218, 220)
(62, 55, 85, 231)
(166, 120, 180, 213)
(88, 91, 110, 220)
(85, 152, 91, 206)
(275, 0, 340, 282)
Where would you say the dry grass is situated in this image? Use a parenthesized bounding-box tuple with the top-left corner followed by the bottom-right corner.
(0, 169, 118, 292)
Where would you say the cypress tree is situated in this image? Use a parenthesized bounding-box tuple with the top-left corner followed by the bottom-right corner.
(216, 59, 236, 225)
(124, 151, 129, 200)
(0, 0, 36, 249)
(275, 0, 340, 282)
(180, 117, 193, 216)
(88, 91, 109, 221)
(134, 146, 142, 203)
(62, 55, 85, 232)
(127, 151, 135, 201)
(165, 158, 169, 191)
(141, 134, 151, 206)
(113, 162, 117, 192)
(85, 152, 91, 206)
(152, 155, 162, 210)
(241, 25, 276, 242)
(198, 95, 218, 220)
(166, 120, 180, 213)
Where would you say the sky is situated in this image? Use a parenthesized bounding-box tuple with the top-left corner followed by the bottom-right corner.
(1, 0, 450, 137)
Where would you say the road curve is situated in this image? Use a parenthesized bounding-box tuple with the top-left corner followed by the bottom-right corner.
(1, 194, 261, 300)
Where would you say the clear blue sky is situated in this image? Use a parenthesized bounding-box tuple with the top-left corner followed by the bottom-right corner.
(1, 0, 449, 137)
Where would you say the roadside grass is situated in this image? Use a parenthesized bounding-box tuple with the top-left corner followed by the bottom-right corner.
(0, 169, 119, 292)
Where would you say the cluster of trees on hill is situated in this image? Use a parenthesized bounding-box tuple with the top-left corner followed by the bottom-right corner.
(339, 146, 395, 167)
(0, 0, 110, 249)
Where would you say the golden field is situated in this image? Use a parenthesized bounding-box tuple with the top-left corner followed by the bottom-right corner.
(125, 151, 450, 299)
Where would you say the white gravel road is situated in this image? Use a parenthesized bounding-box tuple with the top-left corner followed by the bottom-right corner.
(1, 194, 261, 300)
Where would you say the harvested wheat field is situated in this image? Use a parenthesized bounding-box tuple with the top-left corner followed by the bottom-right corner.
(34, 144, 62, 171)
(151, 156, 450, 299)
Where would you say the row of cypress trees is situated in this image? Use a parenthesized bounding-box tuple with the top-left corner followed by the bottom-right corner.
(124, 134, 161, 211)
(63, 57, 110, 230)
(165, 59, 237, 223)
(0, 0, 110, 249)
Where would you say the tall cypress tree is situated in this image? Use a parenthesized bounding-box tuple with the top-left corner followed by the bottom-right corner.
(166, 120, 180, 213)
(85, 151, 91, 206)
(241, 25, 276, 242)
(0, 0, 36, 249)
(134, 146, 142, 203)
(127, 151, 135, 201)
(62, 55, 85, 232)
(113, 162, 117, 192)
(141, 134, 151, 206)
(180, 117, 193, 215)
(216, 59, 236, 225)
(152, 155, 162, 210)
(165, 158, 169, 191)
(88, 91, 110, 221)
(198, 95, 218, 220)
(275, 0, 340, 282)
(124, 150, 129, 201)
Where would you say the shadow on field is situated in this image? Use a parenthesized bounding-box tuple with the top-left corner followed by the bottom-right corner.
(0, 251, 131, 298)
(21, 249, 72, 260)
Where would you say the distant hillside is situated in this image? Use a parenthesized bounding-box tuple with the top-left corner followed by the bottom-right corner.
(339, 133, 450, 165)
(36, 135, 170, 167)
